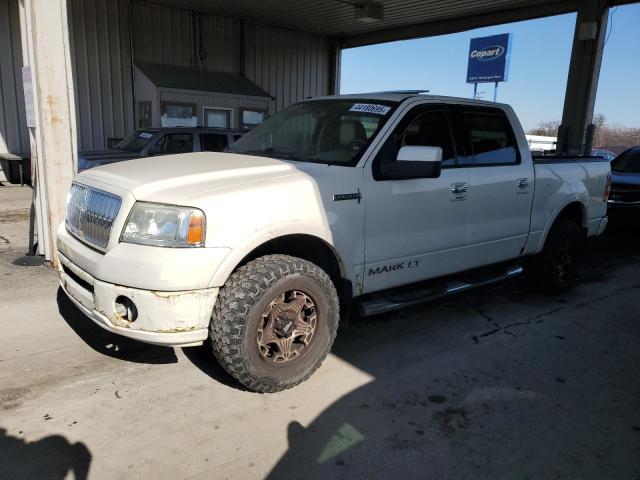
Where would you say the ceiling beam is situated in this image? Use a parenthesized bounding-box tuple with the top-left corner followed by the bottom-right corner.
(341, 1, 580, 48)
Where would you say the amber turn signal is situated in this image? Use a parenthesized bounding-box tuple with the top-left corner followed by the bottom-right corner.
(187, 212, 205, 245)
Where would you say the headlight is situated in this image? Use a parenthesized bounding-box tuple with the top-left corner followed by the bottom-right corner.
(121, 202, 205, 247)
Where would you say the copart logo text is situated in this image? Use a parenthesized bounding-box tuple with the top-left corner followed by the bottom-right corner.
(470, 45, 505, 61)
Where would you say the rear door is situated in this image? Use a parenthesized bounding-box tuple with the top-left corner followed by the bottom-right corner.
(462, 107, 534, 267)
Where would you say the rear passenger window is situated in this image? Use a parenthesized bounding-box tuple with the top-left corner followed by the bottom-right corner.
(465, 113, 519, 165)
(200, 133, 229, 152)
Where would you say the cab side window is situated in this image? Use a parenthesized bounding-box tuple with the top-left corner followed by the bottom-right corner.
(464, 111, 519, 165)
(398, 112, 457, 167)
(374, 109, 459, 178)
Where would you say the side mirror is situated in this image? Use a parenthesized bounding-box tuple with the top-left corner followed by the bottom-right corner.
(378, 146, 443, 180)
(397, 145, 442, 163)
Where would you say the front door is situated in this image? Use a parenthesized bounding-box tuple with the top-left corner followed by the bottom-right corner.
(363, 105, 471, 294)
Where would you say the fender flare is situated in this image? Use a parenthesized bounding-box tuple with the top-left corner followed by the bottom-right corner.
(535, 195, 588, 253)
(207, 222, 348, 288)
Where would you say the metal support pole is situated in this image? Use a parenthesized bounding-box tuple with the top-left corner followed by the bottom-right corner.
(557, 0, 608, 155)
(493, 82, 498, 102)
(329, 37, 342, 96)
(473, 83, 477, 99)
(583, 123, 596, 156)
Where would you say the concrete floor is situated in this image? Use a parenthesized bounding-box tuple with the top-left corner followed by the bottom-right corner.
(1, 183, 639, 480)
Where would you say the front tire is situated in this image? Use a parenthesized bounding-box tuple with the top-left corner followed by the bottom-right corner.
(524, 219, 585, 294)
(210, 255, 339, 393)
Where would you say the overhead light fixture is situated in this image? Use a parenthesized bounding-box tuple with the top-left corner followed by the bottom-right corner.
(354, 3, 383, 23)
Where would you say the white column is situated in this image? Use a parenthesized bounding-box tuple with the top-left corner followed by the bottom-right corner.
(20, 0, 77, 264)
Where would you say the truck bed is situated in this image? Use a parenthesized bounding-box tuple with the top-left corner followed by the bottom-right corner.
(532, 155, 610, 164)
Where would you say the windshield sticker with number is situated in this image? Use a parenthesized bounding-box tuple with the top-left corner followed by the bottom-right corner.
(138, 132, 154, 139)
(349, 104, 391, 115)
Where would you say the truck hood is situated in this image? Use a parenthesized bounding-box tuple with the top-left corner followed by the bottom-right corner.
(77, 152, 300, 204)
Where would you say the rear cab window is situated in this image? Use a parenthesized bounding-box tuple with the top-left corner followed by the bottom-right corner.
(611, 148, 640, 173)
(462, 108, 520, 166)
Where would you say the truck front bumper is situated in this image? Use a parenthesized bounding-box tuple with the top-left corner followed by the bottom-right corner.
(58, 252, 217, 347)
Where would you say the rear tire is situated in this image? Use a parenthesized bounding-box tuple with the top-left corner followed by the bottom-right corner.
(524, 219, 585, 294)
(210, 255, 339, 393)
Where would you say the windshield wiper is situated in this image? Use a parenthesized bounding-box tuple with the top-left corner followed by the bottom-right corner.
(239, 148, 299, 160)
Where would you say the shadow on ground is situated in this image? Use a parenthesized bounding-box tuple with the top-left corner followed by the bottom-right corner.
(182, 341, 251, 392)
(56, 288, 177, 365)
(0, 428, 91, 480)
(266, 223, 640, 479)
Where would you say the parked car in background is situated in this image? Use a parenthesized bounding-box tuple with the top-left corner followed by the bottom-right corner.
(77, 127, 244, 171)
(592, 148, 616, 162)
(608, 145, 640, 210)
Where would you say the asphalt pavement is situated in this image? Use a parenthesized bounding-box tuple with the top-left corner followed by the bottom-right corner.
(1, 183, 639, 479)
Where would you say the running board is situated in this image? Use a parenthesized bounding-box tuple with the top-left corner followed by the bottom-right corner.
(358, 265, 523, 317)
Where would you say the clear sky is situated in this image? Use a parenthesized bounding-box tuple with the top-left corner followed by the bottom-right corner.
(340, 3, 640, 131)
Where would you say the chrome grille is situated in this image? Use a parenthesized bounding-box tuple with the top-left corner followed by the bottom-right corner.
(66, 183, 122, 249)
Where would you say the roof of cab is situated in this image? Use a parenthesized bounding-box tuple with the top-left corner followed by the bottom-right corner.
(308, 92, 506, 107)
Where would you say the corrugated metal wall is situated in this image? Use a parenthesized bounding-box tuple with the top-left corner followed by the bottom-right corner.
(0, 0, 29, 155)
(245, 23, 332, 111)
(62, 0, 333, 149)
(131, 1, 194, 68)
(67, 0, 134, 150)
(130, 1, 332, 111)
(199, 14, 242, 73)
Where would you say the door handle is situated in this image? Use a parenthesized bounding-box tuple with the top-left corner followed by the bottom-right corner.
(450, 183, 468, 201)
(516, 178, 530, 193)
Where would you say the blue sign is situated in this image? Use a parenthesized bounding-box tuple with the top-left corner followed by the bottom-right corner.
(466, 33, 512, 83)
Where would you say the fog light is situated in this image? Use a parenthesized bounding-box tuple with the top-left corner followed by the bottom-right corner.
(115, 296, 138, 322)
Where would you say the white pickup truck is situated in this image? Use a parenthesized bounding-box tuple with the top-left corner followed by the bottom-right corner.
(57, 93, 610, 392)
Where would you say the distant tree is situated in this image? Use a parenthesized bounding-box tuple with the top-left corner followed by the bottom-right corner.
(592, 113, 607, 130)
(529, 114, 640, 148)
(592, 113, 606, 146)
(528, 120, 560, 137)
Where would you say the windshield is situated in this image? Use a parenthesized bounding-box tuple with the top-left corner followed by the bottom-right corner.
(230, 100, 397, 165)
(115, 130, 158, 152)
(611, 148, 640, 173)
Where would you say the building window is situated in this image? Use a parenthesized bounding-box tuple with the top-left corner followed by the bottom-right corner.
(204, 107, 232, 129)
(160, 102, 197, 128)
(241, 109, 266, 130)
